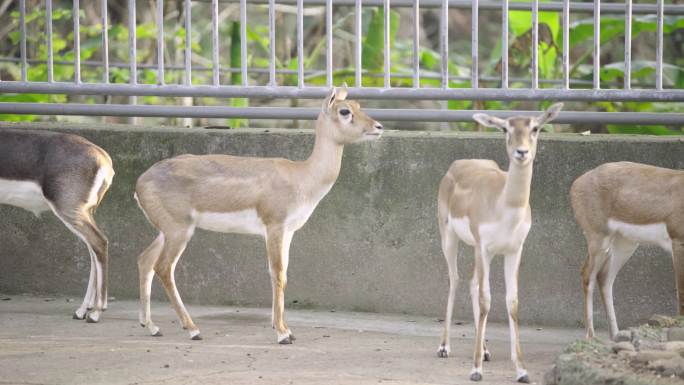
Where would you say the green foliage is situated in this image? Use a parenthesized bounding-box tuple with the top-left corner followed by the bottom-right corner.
(0, 3, 682, 133)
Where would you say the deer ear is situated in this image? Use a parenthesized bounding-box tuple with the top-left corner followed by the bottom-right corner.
(473, 113, 508, 132)
(537, 102, 563, 125)
(336, 83, 349, 101)
(322, 88, 337, 113)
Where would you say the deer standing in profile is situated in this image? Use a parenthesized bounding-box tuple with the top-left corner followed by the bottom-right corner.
(436, 104, 563, 383)
(0, 128, 114, 322)
(134, 86, 383, 342)
(571, 162, 684, 340)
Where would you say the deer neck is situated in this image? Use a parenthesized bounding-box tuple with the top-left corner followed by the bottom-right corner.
(502, 160, 533, 209)
(302, 116, 345, 189)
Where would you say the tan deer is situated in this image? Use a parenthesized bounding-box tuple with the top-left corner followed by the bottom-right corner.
(571, 162, 684, 340)
(134, 86, 383, 342)
(436, 104, 563, 383)
(0, 128, 114, 322)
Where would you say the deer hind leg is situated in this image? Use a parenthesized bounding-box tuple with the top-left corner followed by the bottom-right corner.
(671, 238, 684, 316)
(582, 237, 610, 340)
(155, 228, 199, 340)
(470, 247, 492, 382)
(73, 249, 96, 320)
(470, 263, 491, 363)
(597, 235, 637, 340)
(504, 249, 529, 383)
(437, 229, 459, 358)
(266, 227, 295, 344)
(138, 233, 165, 336)
(50, 205, 109, 323)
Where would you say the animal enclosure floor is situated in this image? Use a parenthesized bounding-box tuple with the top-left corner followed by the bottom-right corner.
(0, 295, 584, 385)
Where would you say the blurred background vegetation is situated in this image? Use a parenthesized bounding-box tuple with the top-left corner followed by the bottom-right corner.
(0, 0, 682, 133)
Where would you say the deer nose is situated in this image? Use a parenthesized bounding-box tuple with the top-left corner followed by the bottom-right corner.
(374, 122, 383, 130)
(516, 149, 529, 156)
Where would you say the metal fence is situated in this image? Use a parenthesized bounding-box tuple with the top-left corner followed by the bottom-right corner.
(1, 0, 683, 125)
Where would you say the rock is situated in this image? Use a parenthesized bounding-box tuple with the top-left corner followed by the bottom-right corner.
(631, 350, 680, 365)
(648, 357, 684, 377)
(664, 341, 684, 355)
(614, 330, 631, 343)
(617, 350, 637, 360)
(612, 342, 635, 354)
(668, 327, 684, 342)
(648, 315, 678, 328)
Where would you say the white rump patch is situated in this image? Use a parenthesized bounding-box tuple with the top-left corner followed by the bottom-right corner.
(86, 166, 110, 208)
(607, 219, 672, 253)
(194, 208, 266, 236)
(0, 179, 50, 216)
(447, 216, 476, 246)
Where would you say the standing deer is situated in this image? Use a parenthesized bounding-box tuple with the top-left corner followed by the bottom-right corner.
(135, 86, 383, 342)
(571, 162, 684, 340)
(0, 128, 114, 322)
(436, 104, 563, 383)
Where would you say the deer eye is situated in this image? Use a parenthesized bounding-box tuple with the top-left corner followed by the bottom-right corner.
(339, 108, 351, 117)
(531, 126, 540, 133)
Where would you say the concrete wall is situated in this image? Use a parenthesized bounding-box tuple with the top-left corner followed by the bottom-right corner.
(1, 121, 682, 328)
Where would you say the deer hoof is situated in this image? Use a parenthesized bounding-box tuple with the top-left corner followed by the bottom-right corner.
(73, 312, 86, 320)
(190, 330, 202, 340)
(85, 312, 100, 323)
(278, 335, 293, 344)
(437, 344, 450, 358)
(483, 351, 491, 362)
(517, 374, 530, 383)
(470, 372, 482, 382)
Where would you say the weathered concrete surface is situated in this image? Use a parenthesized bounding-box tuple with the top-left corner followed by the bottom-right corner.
(0, 122, 682, 329)
(0, 294, 582, 385)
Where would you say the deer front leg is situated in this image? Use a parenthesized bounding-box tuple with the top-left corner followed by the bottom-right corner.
(437, 230, 459, 358)
(470, 247, 492, 382)
(504, 249, 529, 383)
(672, 238, 684, 316)
(266, 227, 295, 344)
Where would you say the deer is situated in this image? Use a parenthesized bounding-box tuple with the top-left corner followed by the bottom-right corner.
(435, 104, 563, 383)
(134, 86, 383, 342)
(571, 162, 684, 341)
(0, 128, 114, 323)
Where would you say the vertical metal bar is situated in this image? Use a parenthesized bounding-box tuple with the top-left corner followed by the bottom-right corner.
(440, 0, 448, 88)
(501, 0, 508, 88)
(128, 0, 136, 85)
(102, 0, 109, 83)
(413, 0, 419, 88)
(212, 0, 219, 85)
(656, 0, 663, 90)
(46, 0, 54, 83)
(240, 0, 247, 86)
(355, 0, 362, 87)
(531, 0, 538, 89)
(19, 0, 26, 81)
(184, 0, 191, 85)
(471, 0, 478, 88)
(156, 0, 164, 85)
(297, 0, 304, 88)
(326, 0, 333, 87)
(624, 0, 631, 89)
(384, 0, 390, 88)
(593, 0, 600, 89)
(562, 0, 569, 89)
(269, 0, 276, 86)
(73, 0, 80, 83)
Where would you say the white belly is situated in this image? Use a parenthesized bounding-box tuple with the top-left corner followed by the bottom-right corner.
(194, 209, 266, 237)
(0, 179, 50, 216)
(607, 219, 672, 253)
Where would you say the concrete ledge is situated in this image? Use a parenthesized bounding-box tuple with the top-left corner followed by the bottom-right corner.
(0, 121, 682, 327)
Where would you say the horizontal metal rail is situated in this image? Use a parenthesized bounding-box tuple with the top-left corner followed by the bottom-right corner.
(2, 103, 683, 125)
(1, 83, 683, 102)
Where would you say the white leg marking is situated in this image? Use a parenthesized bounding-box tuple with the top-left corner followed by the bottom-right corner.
(601, 236, 638, 339)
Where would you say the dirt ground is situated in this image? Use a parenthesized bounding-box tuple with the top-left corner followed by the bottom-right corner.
(0, 295, 584, 385)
